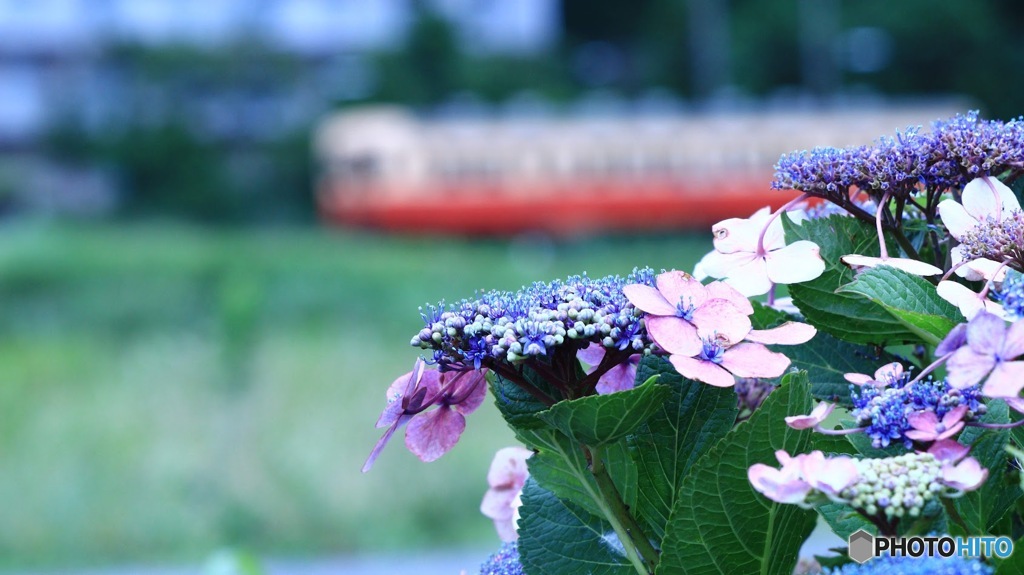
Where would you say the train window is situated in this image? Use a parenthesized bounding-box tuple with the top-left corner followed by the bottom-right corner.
(339, 154, 378, 181)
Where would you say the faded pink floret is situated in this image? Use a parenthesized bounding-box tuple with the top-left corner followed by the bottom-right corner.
(480, 446, 532, 542)
(905, 405, 968, 442)
(844, 362, 904, 386)
(577, 343, 639, 394)
(363, 360, 487, 472)
(941, 456, 988, 492)
(946, 311, 1024, 398)
(748, 450, 858, 507)
(785, 401, 835, 430)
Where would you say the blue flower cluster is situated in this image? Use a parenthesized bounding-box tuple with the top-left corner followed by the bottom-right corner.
(850, 372, 985, 449)
(824, 555, 993, 575)
(479, 542, 523, 575)
(772, 111, 1024, 203)
(412, 269, 657, 370)
(996, 270, 1024, 320)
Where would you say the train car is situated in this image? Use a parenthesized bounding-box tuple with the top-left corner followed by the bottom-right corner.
(313, 103, 963, 235)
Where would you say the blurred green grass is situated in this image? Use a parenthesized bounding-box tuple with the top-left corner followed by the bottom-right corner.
(0, 222, 710, 569)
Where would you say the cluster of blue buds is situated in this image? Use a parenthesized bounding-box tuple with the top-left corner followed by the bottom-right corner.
(824, 554, 993, 575)
(772, 111, 1024, 204)
(412, 268, 658, 370)
(996, 270, 1024, 320)
(850, 373, 985, 449)
(958, 212, 1024, 271)
(478, 542, 523, 575)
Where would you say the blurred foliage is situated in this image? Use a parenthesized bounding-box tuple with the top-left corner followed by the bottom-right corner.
(0, 222, 710, 568)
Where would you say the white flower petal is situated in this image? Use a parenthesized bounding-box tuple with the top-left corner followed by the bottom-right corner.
(711, 215, 764, 255)
(722, 256, 773, 297)
(937, 281, 982, 320)
(951, 245, 987, 281)
(698, 250, 758, 280)
(765, 241, 826, 284)
(963, 257, 1007, 282)
(841, 255, 942, 276)
(937, 199, 977, 241)
(962, 176, 1021, 221)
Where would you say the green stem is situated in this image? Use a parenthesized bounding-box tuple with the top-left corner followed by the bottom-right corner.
(589, 445, 659, 574)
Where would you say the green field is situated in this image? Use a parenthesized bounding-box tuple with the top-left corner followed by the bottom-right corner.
(0, 222, 711, 569)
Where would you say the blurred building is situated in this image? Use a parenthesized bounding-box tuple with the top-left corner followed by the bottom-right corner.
(0, 0, 560, 144)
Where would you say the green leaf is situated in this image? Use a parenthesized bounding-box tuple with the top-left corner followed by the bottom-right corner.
(782, 214, 921, 346)
(536, 376, 670, 447)
(816, 502, 875, 540)
(488, 365, 559, 430)
(751, 302, 898, 404)
(995, 535, 1024, 575)
(628, 356, 739, 540)
(954, 426, 1019, 534)
(523, 427, 639, 520)
(838, 266, 962, 346)
(518, 478, 634, 575)
(656, 372, 818, 575)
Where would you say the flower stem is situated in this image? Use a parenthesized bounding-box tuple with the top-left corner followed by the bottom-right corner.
(589, 445, 659, 574)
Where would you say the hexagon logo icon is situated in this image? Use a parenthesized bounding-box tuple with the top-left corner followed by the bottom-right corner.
(848, 529, 875, 564)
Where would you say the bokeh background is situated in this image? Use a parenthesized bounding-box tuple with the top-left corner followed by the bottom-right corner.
(0, 1, 1022, 573)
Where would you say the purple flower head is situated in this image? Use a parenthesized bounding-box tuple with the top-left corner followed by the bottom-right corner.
(946, 311, 1024, 398)
(849, 366, 984, 449)
(363, 359, 487, 472)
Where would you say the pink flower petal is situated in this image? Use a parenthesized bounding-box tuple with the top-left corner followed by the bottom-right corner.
(595, 360, 638, 394)
(766, 241, 826, 284)
(844, 372, 874, 386)
(669, 354, 736, 387)
(362, 414, 412, 472)
(1005, 396, 1024, 414)
(937, 198, 976, 240)
(967, 312, 1008, 356)
(623, 284, 676, 316)
(928, 439, 970, 464)
(800, 451, 859, 498)
(486, 446, 532, 489)
(907, 410, 939, 433)
(704, 281, 754, 315)
(720, 343, 792, 379)
(405, 406, 466, 463)
(647, 316, 701, 356)
(1002, 319, 1024, 359)
(941, 457, 988, 491)
(946, 347, 997, 390)
(874, 362, 904, 383)
(785, 401, 834, 430)
(576, 343, 607, 371)
(656, 271, 708, 311)
(981, 360, 1024, 398)
(450, 370, 488, 415)
(937, 281, 986, 320)
(937, 324, 969, 356)
(691, 299, 752, 345)
(745, 322, 817, 345)
(748, 462, 812, 505)
(936, 420, 965, 441)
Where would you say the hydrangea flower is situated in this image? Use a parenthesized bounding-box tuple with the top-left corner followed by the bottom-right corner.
(363, 359, 487, 471)
(785, 401, 835, 430)
(945, 311, 1024, 398)
(480, 446, 532, 542)
(905, 405, 968, 442)
(995, 269, 1024, 320)
(938, 176, 1020, 281)
(748, 449, 859, 508)
(844, 362, 905, 386)
(695, 207, 826, 297)
(477, 541, 524, 575)
(849, 369, 984, 449)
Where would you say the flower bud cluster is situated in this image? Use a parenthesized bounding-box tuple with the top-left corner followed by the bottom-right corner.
(839, 453, 944, 520)
(996, 270, 1024, 320)
(851, 373, 985, 449)
(772, 111, 1024, 204)
(958, 212, 1024, 271)
(412, 269, 658, 369)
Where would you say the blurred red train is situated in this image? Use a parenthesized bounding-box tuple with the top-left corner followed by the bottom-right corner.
(314, 104, 962, 235)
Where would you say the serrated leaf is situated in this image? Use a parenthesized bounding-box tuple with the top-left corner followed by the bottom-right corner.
(523, 427, 639, 520)
(489, 365, 559, 430)
(783, 214, 921, 346)
(995, 534, 1024, 575)
(656, 372, 818, 575)
(536, 377, 670, 447)
(518, 479, 634, 575)
(751, 302, 897, 404)
(838, 266, 961, 346)
(816, 501, 875, 540)
(628, 356, 738, 540)
(954, 425, 1019, 534)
